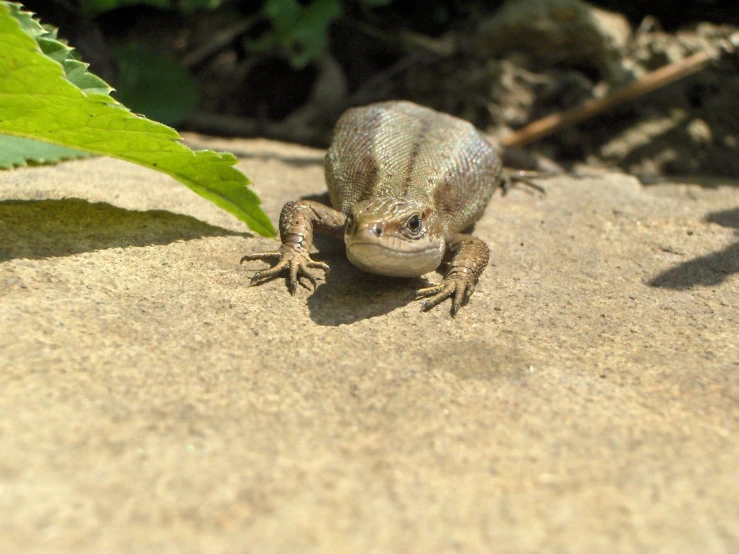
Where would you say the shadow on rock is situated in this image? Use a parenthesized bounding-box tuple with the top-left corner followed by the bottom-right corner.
(648, 207, 739, 289)
(706, 207, 739, 230)
(420, 339, 530, 382)
(227, 149, 324, 168)
(306, 256, 423, 326)
(0, 198, 246, 261)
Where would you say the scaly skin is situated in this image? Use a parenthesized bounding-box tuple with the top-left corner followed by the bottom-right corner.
(412, 234, 490, 316)
(242, 101, 502, 316)
(241, 200, 344, 293)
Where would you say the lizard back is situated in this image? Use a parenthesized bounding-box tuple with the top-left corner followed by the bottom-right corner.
(325, 101, 502, 236)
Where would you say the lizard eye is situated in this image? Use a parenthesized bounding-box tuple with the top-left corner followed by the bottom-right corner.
(407, 214, 422, 232)
(345, 215, 354, 231)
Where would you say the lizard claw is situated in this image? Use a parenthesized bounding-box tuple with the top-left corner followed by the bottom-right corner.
(299, 266, 319, 291)
(414, 278, 476, 316)
(307, 261, 331, 277)
(242, 247, 329, 294)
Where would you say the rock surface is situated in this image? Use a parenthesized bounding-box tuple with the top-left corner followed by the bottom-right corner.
(1, 136, 737, 553)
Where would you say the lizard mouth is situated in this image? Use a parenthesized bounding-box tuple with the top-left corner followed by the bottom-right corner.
(345, 237, 444, 277)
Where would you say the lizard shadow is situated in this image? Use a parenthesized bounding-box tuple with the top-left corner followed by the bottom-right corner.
(0, 198, 246, 261)
(647, 207, 739, 289)
(305, 253, 426, 326)
(300, 191, 332, 205)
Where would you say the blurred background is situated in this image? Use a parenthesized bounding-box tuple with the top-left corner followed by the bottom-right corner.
(20, 0, 739, 177)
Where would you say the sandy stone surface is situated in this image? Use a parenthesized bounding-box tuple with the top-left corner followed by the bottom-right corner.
(1, 137, 737, 553)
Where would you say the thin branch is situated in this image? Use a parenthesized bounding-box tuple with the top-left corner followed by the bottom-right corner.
(500, 32, 739, 148)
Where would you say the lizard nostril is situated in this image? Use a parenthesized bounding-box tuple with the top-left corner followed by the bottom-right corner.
(371, 223, 384, 237)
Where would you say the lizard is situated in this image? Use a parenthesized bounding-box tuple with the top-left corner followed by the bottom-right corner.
(241, 100, 503, 316)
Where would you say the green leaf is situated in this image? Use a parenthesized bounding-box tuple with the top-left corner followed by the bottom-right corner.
(0, 136, 93, 168)
(0, 2, 275, 237)
(265, 0, 301, 33)
(112, 42, 199, 126)
(257, 0, 342, 68)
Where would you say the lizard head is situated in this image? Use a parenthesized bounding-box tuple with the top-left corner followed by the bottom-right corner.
(344, 199, 445, 277)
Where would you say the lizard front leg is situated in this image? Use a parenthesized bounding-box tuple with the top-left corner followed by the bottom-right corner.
(413, 234, 490, 316)
(241, 201, 345, 294)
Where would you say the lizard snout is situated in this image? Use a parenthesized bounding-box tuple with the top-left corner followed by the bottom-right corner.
(369, 223, 383, 237)
(348, 220, 384, 240)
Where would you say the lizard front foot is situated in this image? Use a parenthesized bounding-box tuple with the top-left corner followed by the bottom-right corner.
(241, 247, 330, 295)
(412, 277, 477, 317)
(412, 233, 488, 316)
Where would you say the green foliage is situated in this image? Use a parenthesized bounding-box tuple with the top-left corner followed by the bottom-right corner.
(0, 1, 275, 237)
(112, 43, 199, 126)
(0, 136, 92, 169)
(79, 0, 221, 17)
(253, 0, 342, 68)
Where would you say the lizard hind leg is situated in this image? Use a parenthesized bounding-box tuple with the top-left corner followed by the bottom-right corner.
(241, 200, 345, 294)
(412, 234, 489, 316)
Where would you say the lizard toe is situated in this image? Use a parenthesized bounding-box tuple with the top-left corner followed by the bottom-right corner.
(414, 277, 477, 315)
(298, 266, 320, 291)
(307, 260, 331, 276)
(246, 248, 328, 296)
(240, 251, 282, 264)
(249, 258, 290, 285)
(417, 284, 455, 311)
